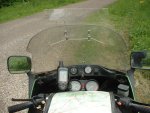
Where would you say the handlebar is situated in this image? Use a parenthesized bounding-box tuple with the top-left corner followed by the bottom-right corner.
(129, 103, 150, 113)
(116, 97, 150, 113)
(8, 101, 33, 113)
(8, 94, 150, 113)
(8, 98, 45, 113)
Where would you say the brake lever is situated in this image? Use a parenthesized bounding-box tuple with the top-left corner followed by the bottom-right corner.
(12, 98, 32, 101)
(115, 97, 131, 107)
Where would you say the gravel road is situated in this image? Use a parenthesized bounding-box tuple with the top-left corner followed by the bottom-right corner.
(0, 0, 115, 113)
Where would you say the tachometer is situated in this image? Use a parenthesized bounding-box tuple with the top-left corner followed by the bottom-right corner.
(85, 80, 99, 91)
(69, 80, 81, 91)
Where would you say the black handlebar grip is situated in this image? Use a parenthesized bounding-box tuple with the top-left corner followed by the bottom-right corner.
(8, 101, 33, 113)
(130, 103, 150, 113)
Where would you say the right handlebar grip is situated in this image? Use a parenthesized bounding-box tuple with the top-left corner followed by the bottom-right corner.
(8, 101, 33, 113)
(130, 103, 150, 113)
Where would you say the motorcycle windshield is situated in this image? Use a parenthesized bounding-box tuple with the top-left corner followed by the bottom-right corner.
(27, 25, 129, 72)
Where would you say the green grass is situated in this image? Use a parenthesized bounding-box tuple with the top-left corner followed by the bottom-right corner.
(0, 0, 83, 23)
(87, 0, 150, 51)
(107, 0, 150, 103)
(108, 0, 150, 51)
(86, 0, 150, 103)
(75, 40, 101, 63)
(9, 57, 30, 69)
(9, 56, 31, 73)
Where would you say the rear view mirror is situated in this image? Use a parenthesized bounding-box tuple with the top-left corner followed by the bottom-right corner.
(131, 51, 150, 70)
(7, 56, 31, 74)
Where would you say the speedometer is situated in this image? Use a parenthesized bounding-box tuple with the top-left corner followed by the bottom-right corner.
(85, 80, 99, 91)
(69, 80, 81, 91)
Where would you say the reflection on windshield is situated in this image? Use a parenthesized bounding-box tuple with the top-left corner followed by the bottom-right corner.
(27, 25, 129, 72)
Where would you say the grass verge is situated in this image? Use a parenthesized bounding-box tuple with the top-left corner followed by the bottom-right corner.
(108, 0, 150, 51)
(0, 0, 83, 23)
(87, 0, 150, 51)
(86, 0, 150, 103)
(107, 0, 150, 104)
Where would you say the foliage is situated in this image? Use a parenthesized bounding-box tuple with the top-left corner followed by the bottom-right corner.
(0, 0, 29, 8)
(0, 0, 83, 23)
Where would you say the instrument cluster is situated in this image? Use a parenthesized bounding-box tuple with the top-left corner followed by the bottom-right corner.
(58, 65, 125, 91)
(69, 65, 100, 76)
(69, 79, 99, 91)
(68, 65, 100, 91)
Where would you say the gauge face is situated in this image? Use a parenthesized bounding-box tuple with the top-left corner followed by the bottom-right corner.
(70, 67, 78, 75)
(70, 80, 81, 91)
(85, 66, 92, 74)
(85, 80, 99, 91)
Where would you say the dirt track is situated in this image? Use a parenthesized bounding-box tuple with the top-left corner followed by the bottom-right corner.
(0, 0, 116, 113)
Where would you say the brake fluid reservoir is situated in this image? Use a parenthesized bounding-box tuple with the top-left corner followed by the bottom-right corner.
(117, 84, 129, 97)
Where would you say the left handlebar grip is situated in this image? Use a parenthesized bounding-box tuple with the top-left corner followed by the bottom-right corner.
(8, 101, 33, 113)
